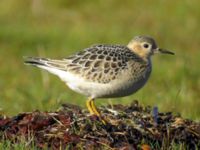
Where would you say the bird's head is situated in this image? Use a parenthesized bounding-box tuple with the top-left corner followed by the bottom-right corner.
(127, 36, 174, 60)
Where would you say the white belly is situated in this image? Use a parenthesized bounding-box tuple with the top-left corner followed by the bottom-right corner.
(38, 65, 151, 99)
(66, 72, 151, 99)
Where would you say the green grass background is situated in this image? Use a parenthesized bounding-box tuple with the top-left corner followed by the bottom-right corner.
(0, 0, 200, 120)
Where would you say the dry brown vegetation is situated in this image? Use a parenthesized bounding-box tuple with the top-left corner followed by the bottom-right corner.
(0, 100, 199, 149)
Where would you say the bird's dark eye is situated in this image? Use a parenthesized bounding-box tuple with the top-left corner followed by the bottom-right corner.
(143, 44, 149, 48)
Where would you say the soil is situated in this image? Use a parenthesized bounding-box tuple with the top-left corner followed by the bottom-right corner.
(0, 100, 199, 150)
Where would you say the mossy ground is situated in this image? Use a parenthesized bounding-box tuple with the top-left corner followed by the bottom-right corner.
(0, 101, 199, 149)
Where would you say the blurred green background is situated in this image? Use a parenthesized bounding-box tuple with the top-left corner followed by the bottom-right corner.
(0, 0, 199, 120)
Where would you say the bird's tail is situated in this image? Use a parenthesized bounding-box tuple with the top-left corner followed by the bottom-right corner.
(24, 56, 71, 79)
(24, 56, 69, 69)
(24, 56, 70, 72)
(24, 56, 50, 67)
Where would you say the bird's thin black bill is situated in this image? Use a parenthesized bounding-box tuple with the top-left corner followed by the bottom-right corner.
(159, 49, 175, 55)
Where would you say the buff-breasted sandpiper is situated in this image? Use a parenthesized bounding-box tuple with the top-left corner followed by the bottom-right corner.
(24, 35, 174, 123)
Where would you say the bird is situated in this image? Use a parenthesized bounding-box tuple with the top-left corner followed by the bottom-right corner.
(24, 35, 174, 123)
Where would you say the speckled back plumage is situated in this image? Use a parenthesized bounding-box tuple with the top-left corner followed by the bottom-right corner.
(35, 44, 150, 84)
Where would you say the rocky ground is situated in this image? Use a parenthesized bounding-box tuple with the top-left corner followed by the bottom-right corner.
(0, 100, 199, 150)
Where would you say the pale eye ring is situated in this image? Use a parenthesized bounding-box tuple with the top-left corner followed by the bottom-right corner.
(143, 43, 149, 48)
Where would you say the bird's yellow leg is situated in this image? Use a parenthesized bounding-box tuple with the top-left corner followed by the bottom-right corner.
(86, 98, 94, 115)
(86, 98, 106, 124)
(90, 99, 101, 117)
